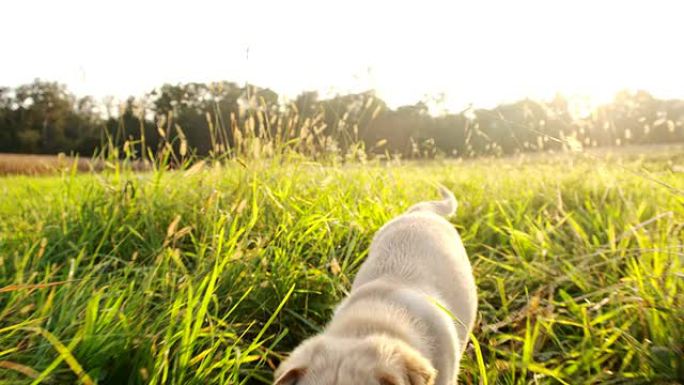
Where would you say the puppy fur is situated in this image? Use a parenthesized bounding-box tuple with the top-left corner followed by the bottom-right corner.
(275, 187, 477, 385)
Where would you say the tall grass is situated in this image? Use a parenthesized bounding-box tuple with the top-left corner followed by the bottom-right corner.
(0, 148, 683, 384)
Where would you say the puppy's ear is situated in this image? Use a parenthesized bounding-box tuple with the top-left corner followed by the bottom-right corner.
(378, 373, 400, 385)
(274, 336, 323, 385)
(377, 342, 436, 385)
(402, 351, 436, 385)
(274, 367, 305, 385)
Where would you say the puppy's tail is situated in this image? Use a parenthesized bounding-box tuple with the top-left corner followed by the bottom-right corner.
(406, 185, 458, 217)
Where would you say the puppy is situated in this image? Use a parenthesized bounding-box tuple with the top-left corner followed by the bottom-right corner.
(275, 187, 477, 385)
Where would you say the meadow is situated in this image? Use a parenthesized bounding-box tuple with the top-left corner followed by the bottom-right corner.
(0, 148, 683, 384)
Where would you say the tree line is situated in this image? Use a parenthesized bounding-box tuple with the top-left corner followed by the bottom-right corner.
(1, 79, 683, 160)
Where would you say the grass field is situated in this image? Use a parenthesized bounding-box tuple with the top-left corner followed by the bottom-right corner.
(1, 150, 683, 384)
(0, 153, 150, 176)
(0, 154, 94, 176)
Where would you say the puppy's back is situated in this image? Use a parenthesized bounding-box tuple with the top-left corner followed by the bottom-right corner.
(351, 187, 477, 350)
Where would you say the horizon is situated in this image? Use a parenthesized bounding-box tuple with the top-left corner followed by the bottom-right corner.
(3, 0, 683, 113)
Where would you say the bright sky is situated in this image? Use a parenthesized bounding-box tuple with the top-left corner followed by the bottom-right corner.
(2, 0, 683, 112)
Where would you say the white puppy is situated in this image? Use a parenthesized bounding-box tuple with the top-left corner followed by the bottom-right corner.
(275, 187, 477, 385)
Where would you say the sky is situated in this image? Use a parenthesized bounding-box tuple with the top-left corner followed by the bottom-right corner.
(2, 0, 683, 112)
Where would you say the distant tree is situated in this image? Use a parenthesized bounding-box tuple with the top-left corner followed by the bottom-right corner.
(294, 91, 319, 118)
(151, 82, 245, 155)
(0, 87, 16, 152)
(0, 80, 101, 154)
(1, 80, 683, 158)
(103, 97, 157, 157)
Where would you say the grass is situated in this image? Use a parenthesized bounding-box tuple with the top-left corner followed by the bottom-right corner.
(0, 150, 683, 384)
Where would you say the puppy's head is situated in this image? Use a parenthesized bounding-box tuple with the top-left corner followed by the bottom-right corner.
(274, 335, 436, 385)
